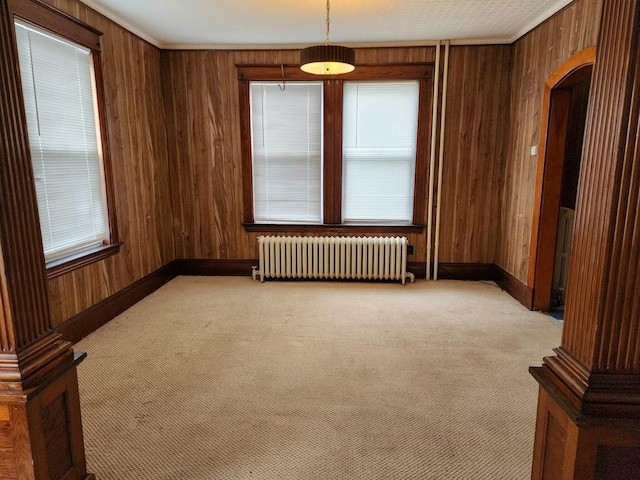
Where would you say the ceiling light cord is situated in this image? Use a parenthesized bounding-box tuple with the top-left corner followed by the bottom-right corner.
(325, 0, 330, 45)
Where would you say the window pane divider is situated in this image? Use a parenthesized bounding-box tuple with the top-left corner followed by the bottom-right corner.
(323, 79, 343, 224)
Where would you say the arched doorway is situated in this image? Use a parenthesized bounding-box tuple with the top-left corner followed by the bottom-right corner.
(528, 48, 595, 312)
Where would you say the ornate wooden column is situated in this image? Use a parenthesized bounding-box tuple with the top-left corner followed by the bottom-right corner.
(0, 1, 94, 478)
(531, 0, 640, 478)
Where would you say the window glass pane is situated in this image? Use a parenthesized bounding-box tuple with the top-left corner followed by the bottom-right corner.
(15, 20, 108, 262)
(250, 82, 323, 223)
(342, 81, 419, 223)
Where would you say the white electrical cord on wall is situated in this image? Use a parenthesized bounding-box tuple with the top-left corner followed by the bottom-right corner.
(426, 40, 441, 281)
(434, 40, 450, 281)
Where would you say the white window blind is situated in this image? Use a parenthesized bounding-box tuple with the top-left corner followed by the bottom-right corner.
(15, 20, 108, 263)
(342, 81, 419, 223)
(250, 82, 323, 223)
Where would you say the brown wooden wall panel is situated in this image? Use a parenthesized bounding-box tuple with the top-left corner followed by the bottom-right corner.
(4, 0, 604, 332)
(497, 0, 603, 283)
(163, 45, 508, 266)
(36, 0, 175, 327)
(437, 44, 511, 263)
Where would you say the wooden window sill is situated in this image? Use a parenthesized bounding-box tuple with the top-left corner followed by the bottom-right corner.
(46, 242, 122, 279)
(242, 223, 424, 234)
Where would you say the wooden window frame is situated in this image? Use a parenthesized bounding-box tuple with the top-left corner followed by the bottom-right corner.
(8, 0, 120, 279)
(238, 64, 433, 233)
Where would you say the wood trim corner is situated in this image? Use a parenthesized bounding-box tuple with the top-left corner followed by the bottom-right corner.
(54, 261, 178, 344)
(238, 79, 254, 224)
(8, 0, 102, 51)
(413, 71, 434, 225)
(494, 265, 534, 309)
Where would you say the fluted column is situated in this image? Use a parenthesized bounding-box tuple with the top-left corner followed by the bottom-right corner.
(0, 0, 73, 389)
(0, 1, 94, 478)
(541, 0, 640, 414)
(531, 1, 640, 478)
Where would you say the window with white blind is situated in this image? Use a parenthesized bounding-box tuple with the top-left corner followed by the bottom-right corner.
(342, 81, 419, 223)
(250, 82, 323, 223)
(239, 65, 431, 230)
(14, 19, 113, 265)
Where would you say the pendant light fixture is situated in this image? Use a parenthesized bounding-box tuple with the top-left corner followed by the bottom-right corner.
(300, 0, 355, 75)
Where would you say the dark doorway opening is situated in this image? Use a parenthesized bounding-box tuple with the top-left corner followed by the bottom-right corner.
(549, 73, 591, 314)
(528, 48, 595, 314)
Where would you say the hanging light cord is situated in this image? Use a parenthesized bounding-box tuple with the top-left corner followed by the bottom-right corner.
(325, 0, 331, 45)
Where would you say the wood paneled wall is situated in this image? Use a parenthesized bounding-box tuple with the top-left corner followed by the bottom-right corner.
(6, 0, 605, 331)
(36, 0, 175, 327)
(438, 45, 511, 263)
(163, 45, 510, 266)
(497, 0, 603, 283)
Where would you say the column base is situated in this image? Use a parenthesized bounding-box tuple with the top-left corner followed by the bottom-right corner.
(530, 366, 640, 480)
(0, 352, 94, 480)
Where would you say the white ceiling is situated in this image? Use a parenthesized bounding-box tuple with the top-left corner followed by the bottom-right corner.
(80, 0, 574, 49)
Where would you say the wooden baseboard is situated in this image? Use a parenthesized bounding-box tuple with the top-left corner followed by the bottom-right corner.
(54, 259, 535, 345)
(174, 260, 504, 285)
(54, 261, 178, 344)
(436, 262, 497, 280)
(434, 263, 533, 310)
(179, 260, 427, 280)
(177, 259, 256, 276)
(494, 265, 534, 309)
(407, 262, 426, 279)
(175, 260, 530, 305)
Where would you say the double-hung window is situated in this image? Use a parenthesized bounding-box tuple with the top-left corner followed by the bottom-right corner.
(251, 82, 323, 223)
(12, 1, 119, 276)
(342, 81, 419, 223)
(240, 65, 431, 230)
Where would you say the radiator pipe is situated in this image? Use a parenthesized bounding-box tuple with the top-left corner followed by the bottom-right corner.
(434, 40, 450, 281)
(426, 41, 441, 280)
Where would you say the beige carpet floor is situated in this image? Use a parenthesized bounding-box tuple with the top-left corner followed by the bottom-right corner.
(76, 276, 561, 479)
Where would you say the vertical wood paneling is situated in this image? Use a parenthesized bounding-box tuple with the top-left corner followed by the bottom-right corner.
(497, 0, 603, 283)
(562, 0, 640, 373)
(8, 0, 603, 331)
(437, 45, 511, 263)
(37, 0, 175, 327)
(164, 45, 508, 266)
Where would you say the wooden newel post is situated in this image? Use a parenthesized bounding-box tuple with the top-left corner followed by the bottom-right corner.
(530, 0, 640, 478)
(0, 1, 94, 478)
